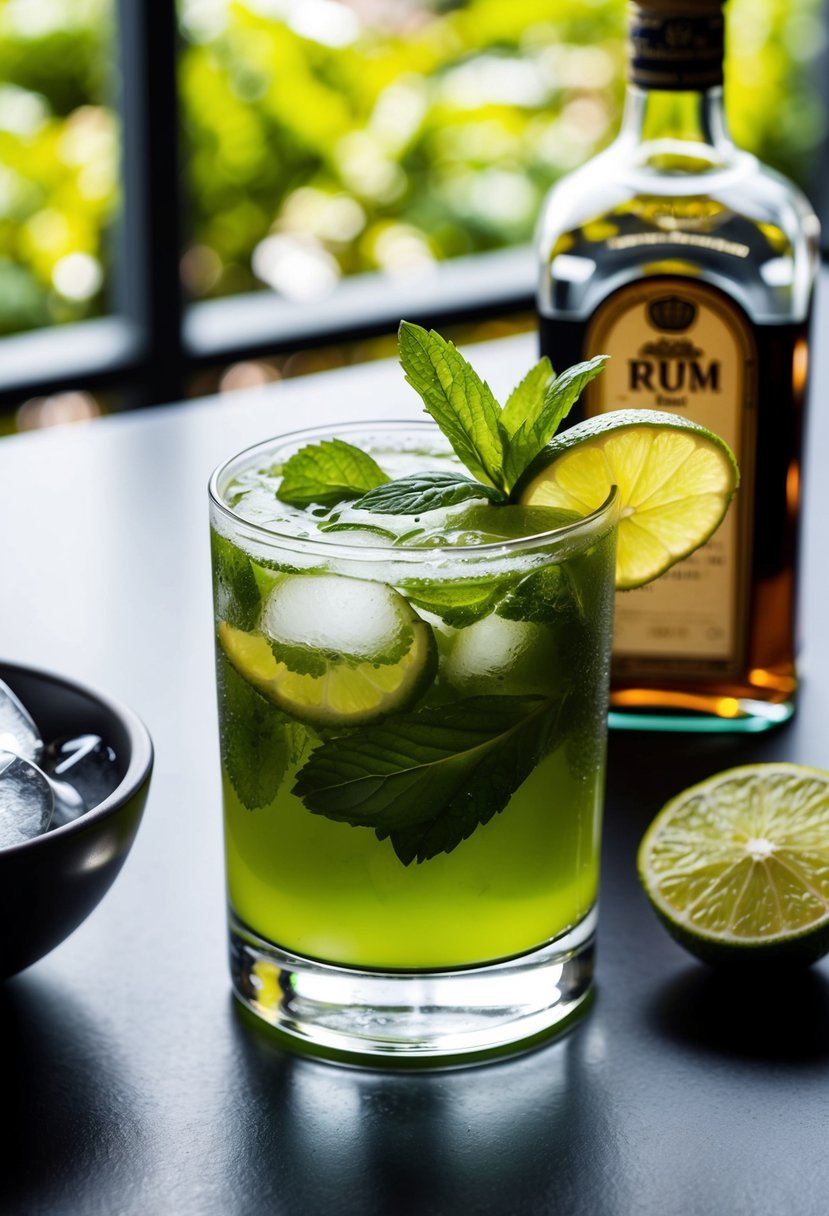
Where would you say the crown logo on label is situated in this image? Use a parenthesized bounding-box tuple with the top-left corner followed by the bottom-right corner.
(647, 296, 697, 332)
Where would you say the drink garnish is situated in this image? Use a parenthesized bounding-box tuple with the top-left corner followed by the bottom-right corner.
(275, 321, 608, 513)
(216, 652, 309, 810)
(293, 692, 568, 865)
(276, 436, 389, 509)
(219, 325, 740, 865)
(515, 409, 740, 588)
(219, 575, 438, 729)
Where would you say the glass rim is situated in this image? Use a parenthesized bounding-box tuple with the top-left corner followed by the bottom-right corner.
(208, 419, 620, 561)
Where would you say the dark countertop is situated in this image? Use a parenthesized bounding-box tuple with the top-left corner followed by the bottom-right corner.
(1, 274, 828, 1216)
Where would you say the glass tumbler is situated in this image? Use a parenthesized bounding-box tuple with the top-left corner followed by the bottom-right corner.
(209, 421, 619, 1064)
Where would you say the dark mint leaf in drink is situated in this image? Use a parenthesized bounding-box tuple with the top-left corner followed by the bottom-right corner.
(353, 470, 507, 515)
(211, 530, 261, 632)
(402, 576, 506, 627)
(276, 438, 389, 509)
(503, 355, 609, 488)
(497, 561, 584, 626)
(398, 321, 505, 489)
(317, 520, 400, 541)
(293, 694, 566, 864)
(267, 624, 416, 674)
(216, 651, 305, 810)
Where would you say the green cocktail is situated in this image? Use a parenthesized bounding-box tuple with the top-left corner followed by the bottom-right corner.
(210, 422, 618, 1060)
(208, 323, 738, 1062)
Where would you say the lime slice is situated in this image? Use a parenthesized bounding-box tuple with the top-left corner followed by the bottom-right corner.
(638, 763, 829, 968)
(218, 574, 437, 728)
(514, 409, 739, 589)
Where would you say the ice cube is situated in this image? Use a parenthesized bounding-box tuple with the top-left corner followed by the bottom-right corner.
(0, 750, 54, 847)
(43, 734, 120, 817)
(48, 775, 89, 828)
(0, 678, 43, 765)
(443, 614, 563, 697)
(261, 574, 410, 660)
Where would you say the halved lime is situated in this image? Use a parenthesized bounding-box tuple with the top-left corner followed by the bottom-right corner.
(218, 574, 437, 728)
(514, 410, 739, 589)
(638, 763, 829, 968)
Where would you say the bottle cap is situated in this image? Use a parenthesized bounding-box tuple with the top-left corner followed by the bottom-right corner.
(628, 1, 725, 91)
(631, 1, 724, 14)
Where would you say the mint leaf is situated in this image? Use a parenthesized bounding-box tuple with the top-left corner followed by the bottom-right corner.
(497, 560, 584, 626)
(267, 638, 329, 677)
(504, 355, 609, 488)
(500, 357, 554, 438)
(353, 471, 507, 515)
(293, 694, 566, 864)
(402, 576, 505, 627)
(212, 530, 261, 631)
(317, 520, 400, 541)
(398, 321, 505, 488)
(267, 623, 415, 671)
(276, 438, 389, 508)
(216, 652, 306, 809)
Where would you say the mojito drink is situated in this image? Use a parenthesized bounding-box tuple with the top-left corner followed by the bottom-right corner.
(208, 322, 738, 1061)
(210, 420, 618, 1057)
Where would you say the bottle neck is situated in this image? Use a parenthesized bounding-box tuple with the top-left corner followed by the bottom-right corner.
(620, 84, 732, 160)
(620, 4, 732, 167)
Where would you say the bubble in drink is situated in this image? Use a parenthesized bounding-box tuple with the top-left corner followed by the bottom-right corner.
(0, 751, 54, 848)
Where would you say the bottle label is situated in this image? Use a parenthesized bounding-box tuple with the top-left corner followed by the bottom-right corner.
(629, 9, 724, 91)
(583, 278, 756, 679)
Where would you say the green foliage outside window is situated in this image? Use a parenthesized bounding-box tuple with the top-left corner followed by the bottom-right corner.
(0, 0, 823, 335)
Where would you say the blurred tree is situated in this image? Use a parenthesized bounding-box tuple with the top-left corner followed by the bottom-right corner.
(0, 0, 117, 334)
(0, 0, 823, 335)
(179, 0, 827, 302)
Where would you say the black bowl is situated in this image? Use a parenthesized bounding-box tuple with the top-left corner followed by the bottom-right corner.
(0, 660, 153, 978)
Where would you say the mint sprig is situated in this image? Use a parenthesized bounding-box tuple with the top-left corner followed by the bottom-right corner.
(397, 322, 607, 495)
(502, 354, 608, 487)
(293, 693, 566, 864)
(499, 356, 555, 436)
(273, 321, 608, 517)
(277, 438, 389, 508)
(398, 322, 505, 488)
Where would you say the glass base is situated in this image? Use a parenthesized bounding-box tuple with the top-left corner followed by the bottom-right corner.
(228, 908, 596, 1067)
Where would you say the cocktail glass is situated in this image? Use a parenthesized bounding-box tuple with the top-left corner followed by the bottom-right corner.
(209, 421, 619, 1064)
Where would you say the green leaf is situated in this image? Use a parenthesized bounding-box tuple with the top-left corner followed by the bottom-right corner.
(267, 638, 329, 677)
(352, 470, 507, 515)
(317, 520, 400, 541)
(267, 622, 415, 672)
(276, 438, 389, 508)
(211, 530, 261, 631)
(504, 355, 609, 489)
(216, 651, 307, 810)
(497, 560, 584, 626)
(398, 321, 505, 488)
(500, 357, 554, 438)
(293, 694, 566, 864)
(402, 576, 505, 627)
